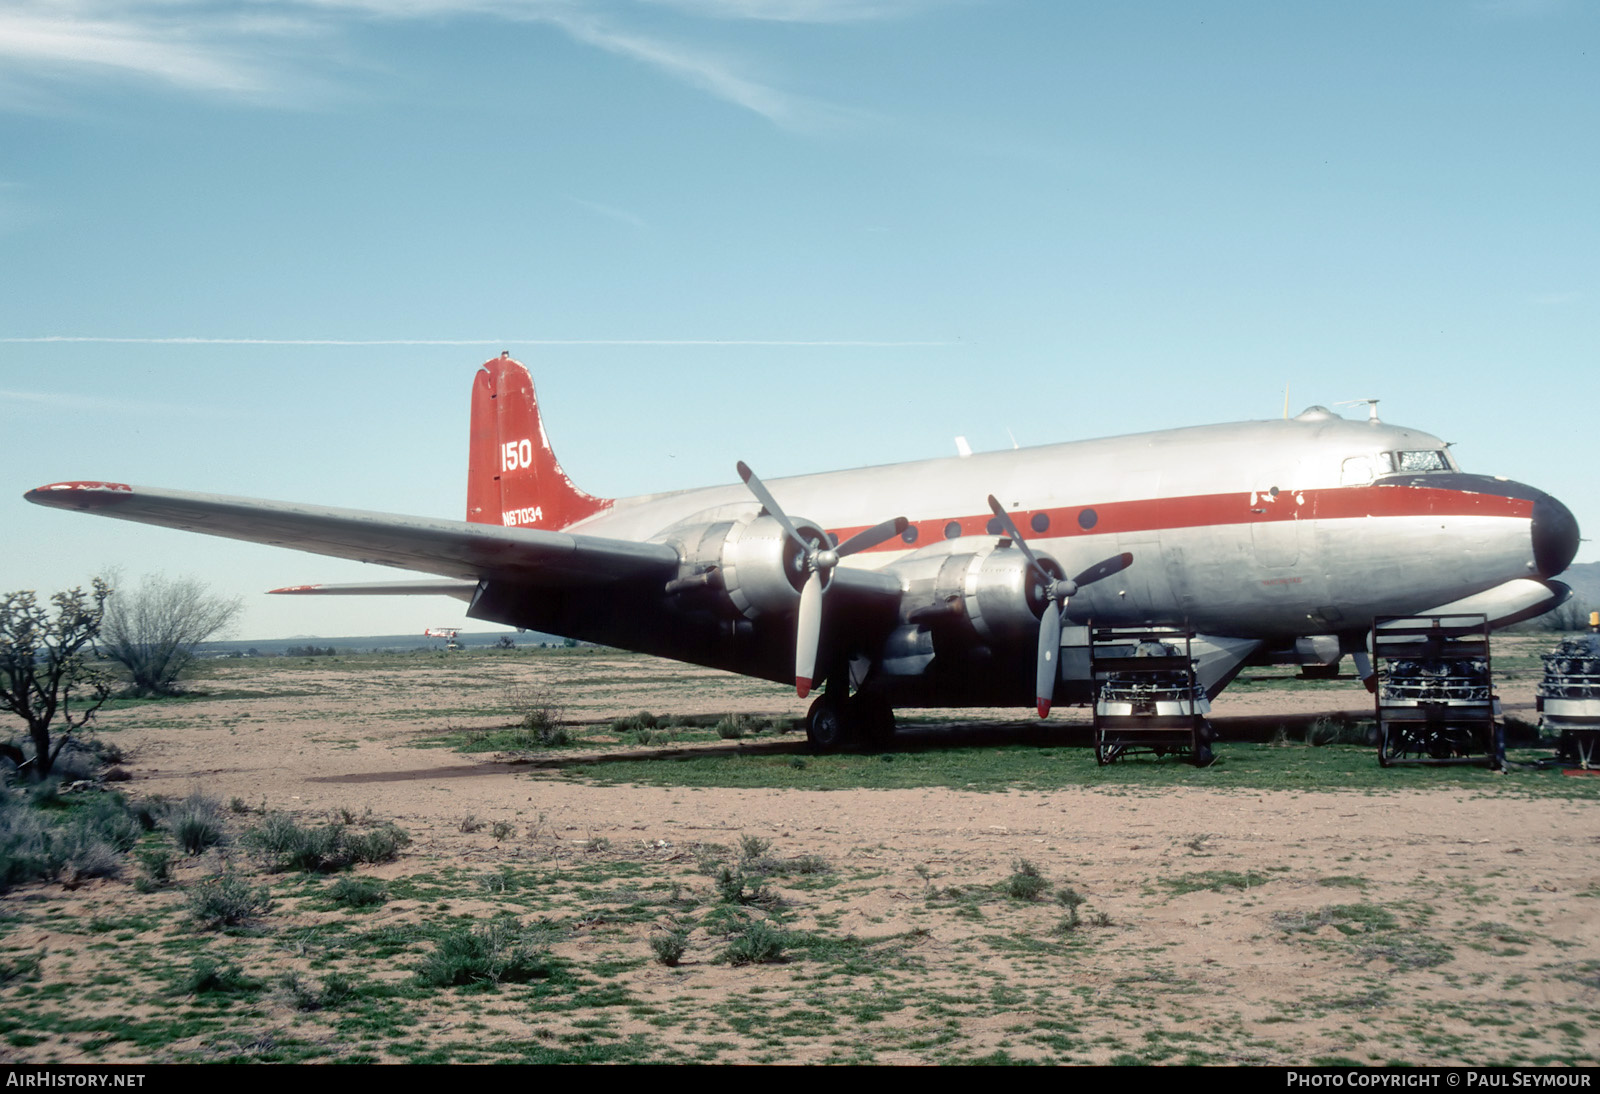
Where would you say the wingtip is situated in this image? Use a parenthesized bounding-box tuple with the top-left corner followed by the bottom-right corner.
(24, 481, 135, 508)
(267, 585, 322, 595)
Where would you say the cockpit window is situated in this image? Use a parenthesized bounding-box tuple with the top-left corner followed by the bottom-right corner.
(1377, 451, 1395, 474)
(1397, 450, 1449, 472)
(1341, 456, 1375, 486)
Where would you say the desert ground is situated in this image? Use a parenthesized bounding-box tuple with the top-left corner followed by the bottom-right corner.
(2, 636, 1598, 1066)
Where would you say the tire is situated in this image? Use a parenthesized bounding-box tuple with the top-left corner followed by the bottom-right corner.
(806, 694, 849, 752)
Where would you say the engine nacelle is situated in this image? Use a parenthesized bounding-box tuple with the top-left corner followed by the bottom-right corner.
(889, 538, 1059, 647)
(657, 513, 827, 621)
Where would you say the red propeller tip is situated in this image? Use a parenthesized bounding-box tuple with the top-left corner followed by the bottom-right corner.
(1037, 701, 1051, 719)
(796, 678, 812, 699)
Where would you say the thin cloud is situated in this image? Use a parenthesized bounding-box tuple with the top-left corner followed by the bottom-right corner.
(0, 1, 888, 129)
(0, 4, 302, 99)
(540, 9, 853, 130)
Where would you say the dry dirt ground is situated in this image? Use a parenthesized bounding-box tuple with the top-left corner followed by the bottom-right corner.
(3, 641, 1599, 1066)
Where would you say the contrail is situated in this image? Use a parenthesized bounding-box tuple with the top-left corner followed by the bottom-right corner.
(1, 336, 950, 346)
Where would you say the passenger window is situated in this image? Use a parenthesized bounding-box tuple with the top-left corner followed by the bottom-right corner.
(1341, 456, 1375, 486)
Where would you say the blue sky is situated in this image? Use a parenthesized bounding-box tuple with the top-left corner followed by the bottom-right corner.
(3, 0, 1595, 639)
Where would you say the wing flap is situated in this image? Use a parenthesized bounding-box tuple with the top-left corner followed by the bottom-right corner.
(25, 482, 680, 587)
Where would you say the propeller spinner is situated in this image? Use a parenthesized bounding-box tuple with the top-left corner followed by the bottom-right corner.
(984, 496, 1133, 718)
(737, 462, 908, 698)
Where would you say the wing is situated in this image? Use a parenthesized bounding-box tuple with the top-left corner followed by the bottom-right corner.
(269, 581, 480, 600)
(23, 481, 680, 587)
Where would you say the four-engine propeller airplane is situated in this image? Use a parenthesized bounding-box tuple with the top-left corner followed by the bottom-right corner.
(25, 355, 1580, 749)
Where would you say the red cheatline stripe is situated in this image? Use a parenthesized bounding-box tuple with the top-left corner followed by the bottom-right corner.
(834, 484, 1534, 553)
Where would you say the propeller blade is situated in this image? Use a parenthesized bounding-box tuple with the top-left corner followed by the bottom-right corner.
(794, 570, 824, 698)
(985, 495, 1051, 583)
(737, 461, 809, 554)
(834, 516, 909, 558)
(1036, 602, 1062, 718)
(1071, 552, 1134, 588)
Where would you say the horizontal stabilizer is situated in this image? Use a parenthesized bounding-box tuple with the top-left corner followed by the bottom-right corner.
(270, 580, 479, 601)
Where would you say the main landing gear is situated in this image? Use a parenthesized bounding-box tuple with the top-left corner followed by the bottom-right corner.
(805, 686, 895, 752)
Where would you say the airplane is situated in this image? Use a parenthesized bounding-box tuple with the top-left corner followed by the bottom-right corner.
(24, 354, 1580, 750)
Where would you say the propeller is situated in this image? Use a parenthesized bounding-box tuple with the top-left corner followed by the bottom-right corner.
(984, 495, 1133, 718)
(737, 462, 908, 698)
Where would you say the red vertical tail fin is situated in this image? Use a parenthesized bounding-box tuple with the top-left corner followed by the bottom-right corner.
(466, 354, 611, 530)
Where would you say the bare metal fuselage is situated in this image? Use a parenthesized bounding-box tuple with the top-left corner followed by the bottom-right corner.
(468, 409, 1575, 706)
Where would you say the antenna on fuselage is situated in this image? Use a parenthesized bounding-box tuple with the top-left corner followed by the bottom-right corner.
(1283, 384, 1290, 420)
(1336, 398, 1381, 423)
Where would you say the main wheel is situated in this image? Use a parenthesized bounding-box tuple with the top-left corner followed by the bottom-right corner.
(806, 693, 849, 752)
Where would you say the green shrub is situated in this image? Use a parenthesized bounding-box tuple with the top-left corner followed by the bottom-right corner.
(282, 971, 357, 1010)
(134, 847, 174, 892)
(722, 921, 786, 966)
(345, 824, 409, 865)
(714, 713, 769, 740)
(328, 876, 388, 908)
(165, 791, 227, 855)
(180, 956, 261, 995)
(714, 865, 772, 906)
(243, 813, 407, 873)
(1004, 859, 1049, 902)
(186, 871, 272, 929)
(650, 929, 689, 967)
(415, 922, 561, 989)
(0, 790, 146, 891)
(505, 685, 571, 747)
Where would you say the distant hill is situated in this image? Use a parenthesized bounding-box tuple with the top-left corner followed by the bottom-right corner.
(1559, 562, 1600, 613)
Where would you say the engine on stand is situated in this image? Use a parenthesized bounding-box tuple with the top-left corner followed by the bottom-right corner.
(1372, 614, 1504, 769)
(1089, 627, 1214, 767)
(1537, 613, 1600, 770)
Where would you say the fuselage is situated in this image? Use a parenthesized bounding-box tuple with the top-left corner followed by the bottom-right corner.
(562, 407, 1577, 645)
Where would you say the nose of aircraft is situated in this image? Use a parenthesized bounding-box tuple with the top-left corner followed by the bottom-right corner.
(1532, 491, 1580, 578)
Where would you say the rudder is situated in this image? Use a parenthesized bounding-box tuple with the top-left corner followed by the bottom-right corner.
(466, 354, 611, 530)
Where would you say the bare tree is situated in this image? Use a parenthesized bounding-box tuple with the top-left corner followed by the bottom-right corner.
(0, 580, 112, 780)
(98, 573, 243, 697)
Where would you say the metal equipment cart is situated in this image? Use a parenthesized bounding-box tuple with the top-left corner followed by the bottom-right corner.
(1089, 626, 1213, 766)
(1372, 614, 1503, 769)
(1537, 621, 1600, 770)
